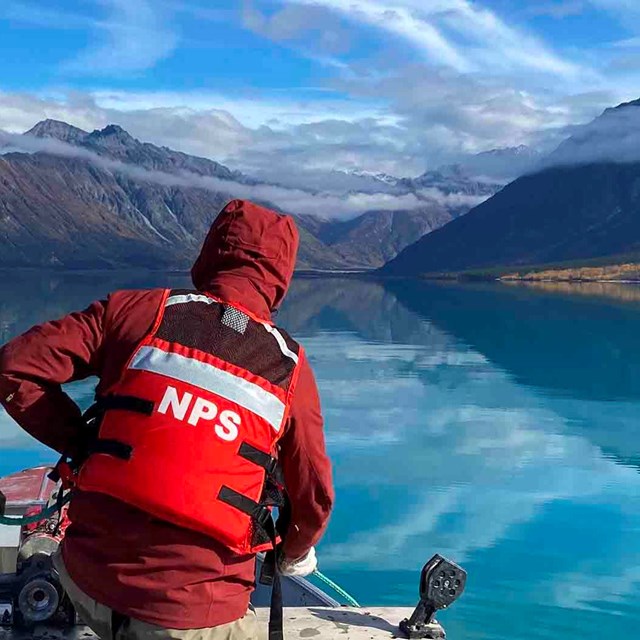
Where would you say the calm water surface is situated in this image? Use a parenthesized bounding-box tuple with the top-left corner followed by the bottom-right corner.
(2, 273, 640, 640)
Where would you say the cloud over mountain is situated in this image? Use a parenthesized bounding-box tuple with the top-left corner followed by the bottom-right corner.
(0, 125, 490, 219)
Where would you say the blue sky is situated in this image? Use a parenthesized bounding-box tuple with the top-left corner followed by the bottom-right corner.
(0, 0, 639, 178)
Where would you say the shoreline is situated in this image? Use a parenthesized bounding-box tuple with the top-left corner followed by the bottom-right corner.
(413, 261, 640, 284)
(3, 266, 640, 286)
(499, 277, 640, 284)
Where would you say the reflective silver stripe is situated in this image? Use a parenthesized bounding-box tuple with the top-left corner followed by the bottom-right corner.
(130, 346, 285, 432)
(263, 324, 299, 364)
(165, 294, 215, 307)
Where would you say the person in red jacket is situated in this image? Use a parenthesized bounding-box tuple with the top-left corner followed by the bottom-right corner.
(0, 199, 335, 640)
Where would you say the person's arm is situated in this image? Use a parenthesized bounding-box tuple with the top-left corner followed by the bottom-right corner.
(278, 352, 334, 563)
(0, 300, 106, 456)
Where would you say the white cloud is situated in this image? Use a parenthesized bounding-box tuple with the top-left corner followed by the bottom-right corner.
(90, 89, 393, 129)
(278, 0, 584, 78)
(334, 65, 591, 159)
(0, 128, 476, 218)
(0, 89, 414, 174)
(242, 0, 353, 56)
(543, 101, 640, 168)
(63, 0, 178, 75)
(3, 0, 640, 183)
(0, 80, 624, 187)
(234, 0, 640, 172)
(342, 0, 470, 71)
(1, 0, 637, 183)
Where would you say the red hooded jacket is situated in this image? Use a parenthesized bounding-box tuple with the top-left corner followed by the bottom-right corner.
(0, 200, 334, 629)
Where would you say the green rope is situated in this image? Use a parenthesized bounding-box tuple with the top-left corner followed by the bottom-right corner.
(313, 569, 361, 608)
(0, 493, 71, 526)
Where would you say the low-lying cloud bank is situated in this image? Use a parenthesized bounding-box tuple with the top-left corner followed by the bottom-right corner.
(0, 130, 489, 219)
(541, 102, 640, 171)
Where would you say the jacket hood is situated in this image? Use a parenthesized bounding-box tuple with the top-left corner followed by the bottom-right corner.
(191, 200, 299, 319)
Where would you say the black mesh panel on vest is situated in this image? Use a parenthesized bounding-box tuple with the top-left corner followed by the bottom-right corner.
(156, 290, 299, 389)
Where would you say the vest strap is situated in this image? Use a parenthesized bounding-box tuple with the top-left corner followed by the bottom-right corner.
(217, 486, 284, 640)
(83, 395, 154, 432)
(238, 442, 284, 485)
(269, 558, 284, 640)
(97, 394, 155, 416)
(89, 439, 133, 461)
(217, 486, 286, 638)
(218, 486, 270, 523)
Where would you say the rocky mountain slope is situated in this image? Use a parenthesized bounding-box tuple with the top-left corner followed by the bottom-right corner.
(298, 206, 453, 267)
(26, 120, 246, 182)
(0, 119, 498, 271)
(383, 99, 640, 276)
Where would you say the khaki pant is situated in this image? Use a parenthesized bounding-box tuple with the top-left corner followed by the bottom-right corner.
(52, 550, 258, 640)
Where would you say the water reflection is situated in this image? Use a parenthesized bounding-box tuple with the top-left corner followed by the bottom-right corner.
(1, 273, 640, 638)
(284, 278, 640, 637)
(387, 280, 640, 465)
(504, 279, 640, 302)
(388, 279, 640, 402)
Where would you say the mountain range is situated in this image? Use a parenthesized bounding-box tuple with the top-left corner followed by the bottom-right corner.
(0, 120, 500, 271)
(384, 99, 640, 276)
(8, 100, 634, 278)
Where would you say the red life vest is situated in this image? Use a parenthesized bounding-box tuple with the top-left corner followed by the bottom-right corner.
(76, 288, 302, 555)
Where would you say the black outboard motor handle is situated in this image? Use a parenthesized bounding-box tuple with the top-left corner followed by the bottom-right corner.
(400, 554, 467, 639)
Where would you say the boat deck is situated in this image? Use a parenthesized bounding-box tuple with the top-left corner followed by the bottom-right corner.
(0, 607, 417, 639)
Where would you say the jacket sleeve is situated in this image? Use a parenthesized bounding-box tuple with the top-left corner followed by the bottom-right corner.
(279, 352, 335, 560)
(0, 300, 106, 456)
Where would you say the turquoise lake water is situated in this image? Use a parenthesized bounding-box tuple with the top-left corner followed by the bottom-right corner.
(2, 273, 640, 639)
